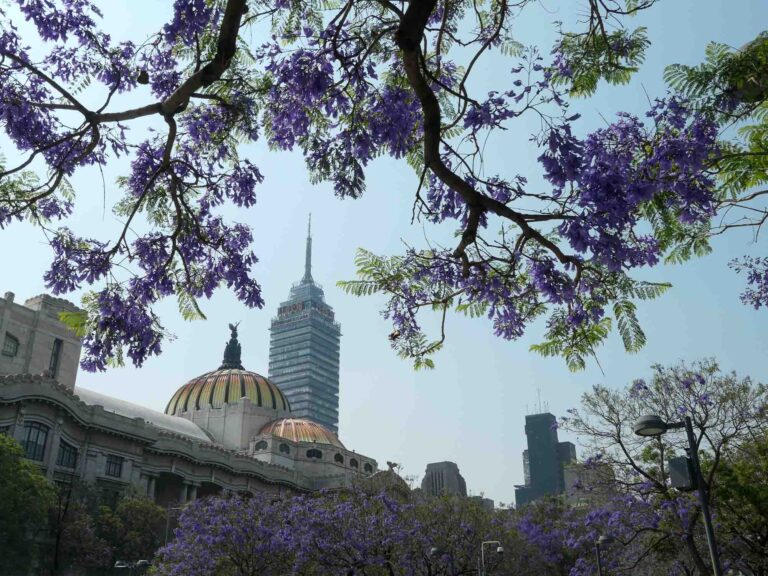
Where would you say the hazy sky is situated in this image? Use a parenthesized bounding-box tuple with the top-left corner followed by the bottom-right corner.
(1, 0, 766, 506)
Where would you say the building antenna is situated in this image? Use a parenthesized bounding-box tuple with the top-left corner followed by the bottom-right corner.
(535, 388, 550, 414)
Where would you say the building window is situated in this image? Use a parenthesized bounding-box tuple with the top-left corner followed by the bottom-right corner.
(23, 422, 49, 461)
(334, 453, 344, 464)
(254, 440, 268, 451)
(279, 443, 290, 454)
(2, 333, 19, 357)
(0, 425, 9, 436)
(48, 338, 63, 378)
(105, 455, 123, 478)
(306, 449, 322, 459)
(56, 440, 78, 469)
(364, 463, 373, 473)
(350, 458, 359, 469)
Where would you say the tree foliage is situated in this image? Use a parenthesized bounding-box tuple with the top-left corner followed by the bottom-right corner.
(562, 359, 768, 574)
(0, 0, 763, 371)
(0, 433, 55, 575)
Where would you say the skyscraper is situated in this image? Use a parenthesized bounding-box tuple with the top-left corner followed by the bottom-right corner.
(268, 218, 341, 432)
(421, 461, 468, 497)
(514, 412, 576, 506)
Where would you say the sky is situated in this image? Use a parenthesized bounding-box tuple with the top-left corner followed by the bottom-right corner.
(1, 0, 767, 506)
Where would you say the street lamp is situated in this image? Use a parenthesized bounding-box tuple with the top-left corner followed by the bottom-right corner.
(114, 559, 150, 575)
(594, 534, 614, 576)
(633, 414, 723, 576)
(479, 540, 503, 576)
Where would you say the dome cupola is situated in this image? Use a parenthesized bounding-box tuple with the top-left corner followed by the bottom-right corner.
(259, 418, 345, 449)
(165, 324, 290, 415)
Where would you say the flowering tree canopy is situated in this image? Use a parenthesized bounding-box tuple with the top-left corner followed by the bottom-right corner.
(0, 0, 763, 371)
(562, 359, 768, 574)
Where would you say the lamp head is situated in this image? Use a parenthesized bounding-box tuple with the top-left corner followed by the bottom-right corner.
(597, 535, 615, 546)
(633, 414, 668, 437)
(496, 546, 504, 555)
(114, 560, 129, 569)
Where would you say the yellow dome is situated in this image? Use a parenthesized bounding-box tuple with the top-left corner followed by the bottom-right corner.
(260, 418, 345, 449)
(165, 368, 291, 415)
(166, 324, 290, 415)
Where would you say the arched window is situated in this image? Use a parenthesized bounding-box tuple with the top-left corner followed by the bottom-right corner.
(350, 458, 359, 469)
(334, 453, 344, 464)
(306, 449, 323, 459)
(23, 422, 49, 461)
(254, 440, 268, 451)
(56, 440, 78, 469)
(279, 443, 290, 454)
(2, 333, 19, 357)
(364, 463, 373, 473)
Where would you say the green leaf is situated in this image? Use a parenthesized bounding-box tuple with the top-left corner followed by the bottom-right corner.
(176, 287, 207, 322)
(613, 300, 646, 353)
(58, 310, 89, 338)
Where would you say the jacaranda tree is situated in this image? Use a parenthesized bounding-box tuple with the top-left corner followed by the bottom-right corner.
(156, 489, 520, 575)
(0, 0, 763, 371)
(562, 359, 768, 574)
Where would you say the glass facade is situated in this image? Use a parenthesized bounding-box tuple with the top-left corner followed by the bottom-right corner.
(269, 221, 341, 433)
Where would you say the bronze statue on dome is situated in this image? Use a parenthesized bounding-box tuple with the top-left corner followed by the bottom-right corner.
(220, 322, 244, 370)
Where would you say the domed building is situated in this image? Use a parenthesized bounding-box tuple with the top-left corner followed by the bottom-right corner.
(0, 298, 377, 507)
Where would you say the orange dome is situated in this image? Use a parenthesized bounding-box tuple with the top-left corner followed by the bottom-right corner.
(165, 369, 290, 415)
(260, 418, 345, 449)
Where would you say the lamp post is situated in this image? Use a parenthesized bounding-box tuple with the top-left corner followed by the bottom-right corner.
(479, 540, 503, 576)
(633, 414, 723, 576)
(164, 505, 185, 545)
(594, 534, 614, 576)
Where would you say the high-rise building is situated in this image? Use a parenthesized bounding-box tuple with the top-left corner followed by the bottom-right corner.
(268, 218, 341, 433)
(421, 461, 468, 497)
(514, 412, 576, 507)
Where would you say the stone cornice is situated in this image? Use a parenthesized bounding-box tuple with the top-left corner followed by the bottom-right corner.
(0, 374, 313, 490)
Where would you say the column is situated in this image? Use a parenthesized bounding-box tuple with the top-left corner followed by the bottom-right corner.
(144, 474, 157, 501)
(187, 482, 198, 501)
(45, 417, 63, 478)
(178, 481, 188, 504)
(12, 404, 26, 445)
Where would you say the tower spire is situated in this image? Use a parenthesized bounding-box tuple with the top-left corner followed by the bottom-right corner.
(303, 214, 313, 283)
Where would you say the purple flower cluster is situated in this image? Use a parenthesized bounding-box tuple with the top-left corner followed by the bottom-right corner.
(730, 256, 768, 309)
(550, 98, 719, 272)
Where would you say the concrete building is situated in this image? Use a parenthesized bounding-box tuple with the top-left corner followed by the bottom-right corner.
(1, 292, 81, 390)
(514, 412, 576, 506)
(468, 495, 495, 511)
(421, 461, 468, 497)
(269, 218, 341, 432)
